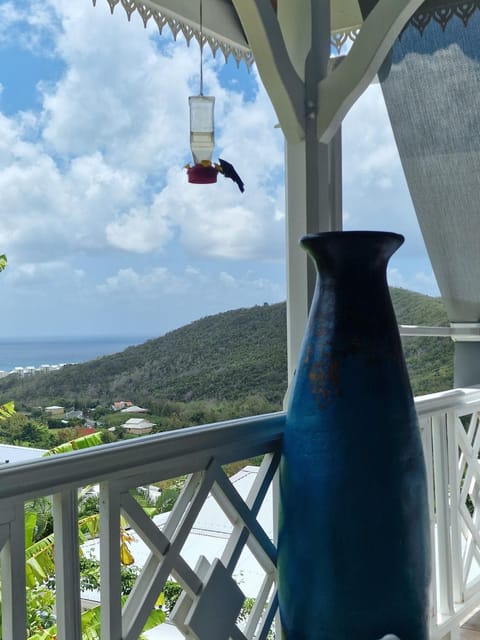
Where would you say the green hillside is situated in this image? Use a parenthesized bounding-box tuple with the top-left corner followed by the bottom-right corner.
(391, 288, 452, 395)
(0, 303, 287, 408)
(0, 288, 454, 409)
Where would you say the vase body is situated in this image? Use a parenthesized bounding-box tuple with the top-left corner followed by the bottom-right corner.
(277, 231, 430, 640)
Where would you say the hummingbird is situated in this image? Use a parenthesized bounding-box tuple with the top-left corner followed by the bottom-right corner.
(216, 158, 245, 193)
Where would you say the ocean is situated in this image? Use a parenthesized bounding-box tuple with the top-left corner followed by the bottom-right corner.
(0, 336, 150, 373)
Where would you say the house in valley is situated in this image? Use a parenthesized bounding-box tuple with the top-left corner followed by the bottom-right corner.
(121, 418, 155, 435)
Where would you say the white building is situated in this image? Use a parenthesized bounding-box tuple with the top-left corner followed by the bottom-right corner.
(45, 405, 65, 417)
(121, 405, 148, 414)
(121, 418, 155, 435)
(0, 444, 47, 465)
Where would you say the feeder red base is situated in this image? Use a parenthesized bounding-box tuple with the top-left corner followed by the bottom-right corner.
(187, 163, 218, 184)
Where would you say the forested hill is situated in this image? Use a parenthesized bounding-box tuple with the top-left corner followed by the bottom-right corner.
(0, 303, 288, 408)
(0, 288, 453, 408)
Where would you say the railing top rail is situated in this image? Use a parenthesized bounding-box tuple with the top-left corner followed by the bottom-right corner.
(415, 386, 480, 417)
(0, 412, 285, 503)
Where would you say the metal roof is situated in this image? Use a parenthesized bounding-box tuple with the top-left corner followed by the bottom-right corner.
(95, 0, 364, 64)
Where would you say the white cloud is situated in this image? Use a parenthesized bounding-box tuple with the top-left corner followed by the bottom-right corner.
(343, 84, 402, 190)
(387, 267, 407, 289)
(97, 266, 190, 296)
(0, 0, 439, 337)
(152, 159, 284, 262)
(97, 264, 283, 303)
(0, 0, 284, 270)
(0, 145, 143, 261)
(342, 84, 430, 260)
(414, 271, 440, 297)
(40, 1, 197, 172)
(4, 259, 84, 289)
(105, 203, 172, 253)
(219, 271, 236, 287)
(387, 266, 440, 298)
(221, 270, 283, 295)
(0, 1, 60, 54)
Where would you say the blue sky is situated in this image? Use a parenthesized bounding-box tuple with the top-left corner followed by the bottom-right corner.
(0, 0, 438, 338)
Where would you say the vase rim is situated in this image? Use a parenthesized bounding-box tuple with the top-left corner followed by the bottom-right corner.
(300, 230, 404, 262)
(301, 230, 404, 242)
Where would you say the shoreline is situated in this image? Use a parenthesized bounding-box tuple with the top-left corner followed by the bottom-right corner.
(0, 363, 68, 378)
(0, 335, 150, 375)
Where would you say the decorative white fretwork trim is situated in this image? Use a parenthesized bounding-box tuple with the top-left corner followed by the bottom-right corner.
(93, 0, 480, 63)
(405, 0, 480, 35)
(93, 0, 255, 67)
(331, 1, 480, 54)
(330, 28, 359, 55)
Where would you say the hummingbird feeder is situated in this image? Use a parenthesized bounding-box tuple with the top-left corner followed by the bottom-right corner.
(185, 0, 244, 192)
(186, 0, 217, 184)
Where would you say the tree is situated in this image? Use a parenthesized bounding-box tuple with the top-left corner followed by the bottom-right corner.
(21, 510, 166, 639)
(0, 412, 54, 449)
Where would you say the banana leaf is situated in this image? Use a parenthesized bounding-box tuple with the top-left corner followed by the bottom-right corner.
(0, 401, 15, 420)
(44, 432, 104, 456)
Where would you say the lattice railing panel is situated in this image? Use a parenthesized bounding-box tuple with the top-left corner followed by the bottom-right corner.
(454, 409, 480, 594)
(99, 458, 280, 639)
(119, 453, 279, 640)
(416, 389, 480, 639)
(0, 411, 284, 640)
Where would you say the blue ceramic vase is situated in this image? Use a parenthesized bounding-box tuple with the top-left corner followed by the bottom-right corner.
(277, 231, 430, 640)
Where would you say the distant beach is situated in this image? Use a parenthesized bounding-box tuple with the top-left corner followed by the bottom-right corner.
(0, 336, 150, 373)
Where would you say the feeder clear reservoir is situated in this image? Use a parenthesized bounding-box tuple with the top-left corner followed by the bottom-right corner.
(189, 96, 215, 165)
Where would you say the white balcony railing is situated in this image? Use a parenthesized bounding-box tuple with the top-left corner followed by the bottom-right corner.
(0, 412, 284, 640)
(417, 386, 480, 639)
(2, 389, 480, 639)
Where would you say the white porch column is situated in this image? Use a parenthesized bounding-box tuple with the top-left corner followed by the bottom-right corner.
(280, 0, 342, 382)
(231, 0, 346, 382)
(285, 132, 342, 382)
(233, 0, 425, 382)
